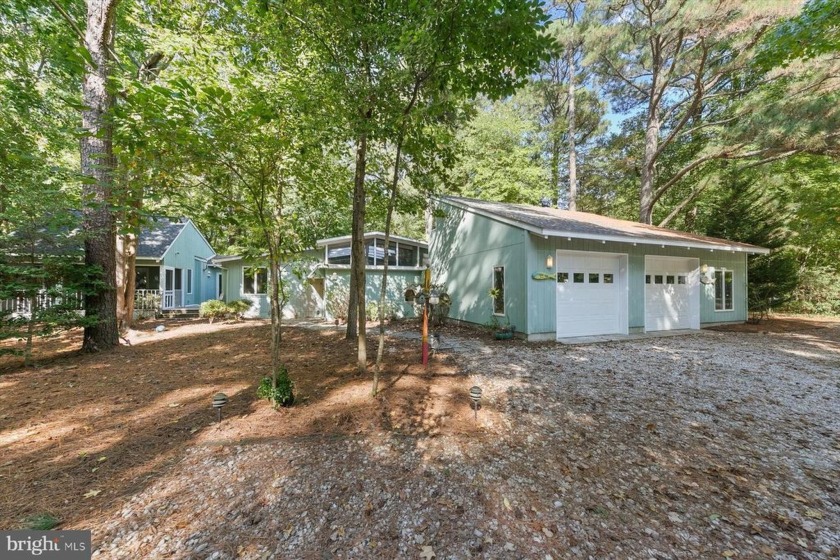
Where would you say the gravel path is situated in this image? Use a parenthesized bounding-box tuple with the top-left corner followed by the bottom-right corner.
(91, 326, 839, 559)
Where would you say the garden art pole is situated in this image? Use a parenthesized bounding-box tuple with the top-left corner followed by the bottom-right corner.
(422, 265, 431, 367)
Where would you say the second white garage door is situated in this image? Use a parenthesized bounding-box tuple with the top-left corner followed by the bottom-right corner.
(644, 256, 700, 331)
(555, 251, 627, 339)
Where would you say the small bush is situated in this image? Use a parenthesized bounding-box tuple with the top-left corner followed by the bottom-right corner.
(199, 299, 253, 322)
(257, 365, 295, 407)
(27, 513, 59, 530)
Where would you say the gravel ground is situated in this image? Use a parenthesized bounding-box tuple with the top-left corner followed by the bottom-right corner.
(90, 326, 839, 559)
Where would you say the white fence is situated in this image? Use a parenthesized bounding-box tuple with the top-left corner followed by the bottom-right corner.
(0, 291, 84, 318)
(134, 289, 162, 311)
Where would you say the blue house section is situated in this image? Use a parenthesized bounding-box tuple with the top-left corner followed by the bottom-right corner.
(133, 218, 220, 315)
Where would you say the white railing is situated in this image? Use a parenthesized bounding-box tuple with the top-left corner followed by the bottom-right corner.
(0, 291, 83, 317)
(134, 289, 162, 311)
(163, 290, 174, 309)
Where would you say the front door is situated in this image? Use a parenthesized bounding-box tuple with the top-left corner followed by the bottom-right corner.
(163, 267, 175, 309)
(173, 268, 183, 308)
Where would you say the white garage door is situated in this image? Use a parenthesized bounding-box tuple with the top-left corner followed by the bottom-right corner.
(556, 252, 623, 338)
(644, 256, 699, 331)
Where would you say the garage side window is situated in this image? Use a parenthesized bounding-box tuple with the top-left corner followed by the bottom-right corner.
(714, 269, 734, 311)
(492, 266, 505, 315)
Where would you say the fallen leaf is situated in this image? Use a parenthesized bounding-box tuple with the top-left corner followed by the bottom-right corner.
(84, 489, 101, 498)
(503, 497, 511, 510)
(804, 508, 822, 520)
(97, 456, 107, 462)
(722, 550, 736, 558)
(419, 545, 435, 559)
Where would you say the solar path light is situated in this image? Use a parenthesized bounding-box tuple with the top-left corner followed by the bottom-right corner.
(212, 392, 228, 423)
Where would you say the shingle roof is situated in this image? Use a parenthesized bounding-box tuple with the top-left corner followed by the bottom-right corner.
(442, 197, 769, 253)
(137, 218, 187, 259)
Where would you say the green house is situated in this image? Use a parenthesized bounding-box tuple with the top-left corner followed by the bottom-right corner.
(213, 232, 429, 320)
(430, 197, 769, 341)
(133, 218, 220, 315)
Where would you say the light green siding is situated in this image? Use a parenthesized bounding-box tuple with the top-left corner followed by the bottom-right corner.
(430, 204, 529, 331)
(432, 200, 749, 338)
(322, 268, 423, 320)
(527, 236, 748, 335)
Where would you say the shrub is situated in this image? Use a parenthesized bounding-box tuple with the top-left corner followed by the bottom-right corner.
(199, 300, 229, 323)
(27, 513, 59, 530)
(257, 365, 295, 407)
(199, 299, 253, 322)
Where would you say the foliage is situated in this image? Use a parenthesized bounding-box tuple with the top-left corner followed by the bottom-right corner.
(783, 267, 840, 316)
(198, 299, 252, 323)
(26, 513, 59, 530)
(325, 275, 351, 322)
(257, 366, 294, 408)
(365, 300, 395, 323)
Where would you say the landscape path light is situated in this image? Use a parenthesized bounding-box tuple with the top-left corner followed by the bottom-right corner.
(212, 392, 228, 423)
(469, 386, 482, 420)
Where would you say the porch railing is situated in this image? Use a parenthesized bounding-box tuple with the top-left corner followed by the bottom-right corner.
(134, 289, 162, 311)
(0, 291, 84, 317)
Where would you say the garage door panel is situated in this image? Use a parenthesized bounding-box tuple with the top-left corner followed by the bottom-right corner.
(644, 257, 697, 332)
(556, 252, 623, 338)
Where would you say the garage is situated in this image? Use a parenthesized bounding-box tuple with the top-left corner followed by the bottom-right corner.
(644, 256, 700, 331)
(555, 250, 628, 339)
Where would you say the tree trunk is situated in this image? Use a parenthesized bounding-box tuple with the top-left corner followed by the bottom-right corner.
(346, 270, 357, 338)
(567, 43, 577, 212)
(81, 0, 120, 352)
(116, 230, 137, 331)
(374, 136, 404, 396)
(350, 133, 368, 373)
(639, 97, 660, 224)
(24, 294, 36, 367)
(267, 242, 283, 393)
(551, 138, 561, 209)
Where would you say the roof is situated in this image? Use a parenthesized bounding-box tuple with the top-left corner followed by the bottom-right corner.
(441, 196, 770, 254)
(137, 218, 188, 259)
(315, 231, 428, 248)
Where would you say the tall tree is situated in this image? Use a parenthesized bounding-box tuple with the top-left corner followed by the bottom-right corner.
(593, 0, 799, 224)
(284, 0, 551, 373)
(80, 0, 121, 351)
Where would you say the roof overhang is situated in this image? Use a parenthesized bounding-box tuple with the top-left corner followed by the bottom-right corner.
(438, 197, 770, 255)
(316, 232, 428, 248)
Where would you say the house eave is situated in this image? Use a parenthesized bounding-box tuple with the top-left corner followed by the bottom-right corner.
(537, 230, 771, 254)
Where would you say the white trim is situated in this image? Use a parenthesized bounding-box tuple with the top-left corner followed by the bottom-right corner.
(437, 198, 770, 254)
(241, 265, 268, 296)
(186, 268, 193, 295)
(316, 232, 428, 248)
(713, 268, 735, 312)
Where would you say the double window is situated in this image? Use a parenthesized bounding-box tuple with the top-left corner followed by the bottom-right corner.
(492, 266, 505, 315)
(715, 269, 734, 311)
(243, 267, 268, 295)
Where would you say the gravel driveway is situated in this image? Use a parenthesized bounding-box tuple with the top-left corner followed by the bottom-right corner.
(91, 326, 840, 559)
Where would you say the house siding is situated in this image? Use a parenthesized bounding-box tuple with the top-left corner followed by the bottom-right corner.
(321, 268, 423, 321)
(432, 200, 749, 338)
(160, 222, 215, 307)
(527, 235, 748, 336)
(430, 204, 529, 331)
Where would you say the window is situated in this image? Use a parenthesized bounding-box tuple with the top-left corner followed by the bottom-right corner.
(420, 248, 429, 267)
(186, 269, 193, 294)
(243, 267, 268, 295)
(557, 272, 569, 283)
(398, 244, 417, 267)
(715, 269, 734, 311)
(573, 272, 584, 283)
(678, 275, 686, 285)
(386, 242, 397, 266)
(174, 269, 183, 290)
(666, 275, 675, 285)
(326, 243, 351, 265)
(492, 266, 504, 315)
(589, 273, 600, 283)
(603, 274, 614, 284)
(365, 239, 378, 265)
(135, 266, 160, 290)
(645, 275, 651, 284)
(654, 275, 663, 285)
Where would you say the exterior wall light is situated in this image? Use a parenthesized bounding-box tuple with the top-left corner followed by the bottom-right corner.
(545, 254, 554, 269)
